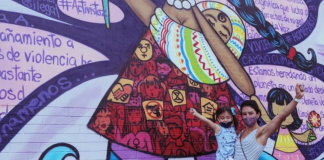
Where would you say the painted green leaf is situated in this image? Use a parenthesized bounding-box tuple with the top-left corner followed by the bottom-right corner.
(307, 121, 313, 130)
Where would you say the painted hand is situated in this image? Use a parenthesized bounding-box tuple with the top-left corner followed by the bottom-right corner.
(113, 84, 132, 101)
(167, 0, 196, 10)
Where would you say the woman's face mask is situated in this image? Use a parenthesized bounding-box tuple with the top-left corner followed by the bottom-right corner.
(242, 116, 258, 127)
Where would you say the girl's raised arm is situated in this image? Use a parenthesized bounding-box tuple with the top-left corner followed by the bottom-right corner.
(190, 108, 220, 133)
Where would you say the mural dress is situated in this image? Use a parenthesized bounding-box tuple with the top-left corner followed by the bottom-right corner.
(88, 1, 246, 157)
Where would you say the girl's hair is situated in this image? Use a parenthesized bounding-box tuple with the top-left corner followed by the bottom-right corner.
(215, 107, 238, 130)
(240, 100, 262, 125)
(228, 0, 316, 70)
(267, 88, 302, 130)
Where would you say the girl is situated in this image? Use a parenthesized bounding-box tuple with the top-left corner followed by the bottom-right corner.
(234, 83, 304, 160)
(190, 107, 238, 160)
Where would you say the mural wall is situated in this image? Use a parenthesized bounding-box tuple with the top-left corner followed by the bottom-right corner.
(1, 0, 324, 159)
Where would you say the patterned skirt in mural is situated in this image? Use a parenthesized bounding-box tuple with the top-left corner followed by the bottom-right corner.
(88, 2, 248, 157)
(87, 30, 244, 157)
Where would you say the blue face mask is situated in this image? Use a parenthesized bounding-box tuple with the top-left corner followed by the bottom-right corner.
(219, 121, 233, 128)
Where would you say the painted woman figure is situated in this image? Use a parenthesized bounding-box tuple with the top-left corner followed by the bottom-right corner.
(88, 0, 316, 159)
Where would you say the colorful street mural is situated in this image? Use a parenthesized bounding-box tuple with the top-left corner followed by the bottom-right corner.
(1, 0, 324, 159)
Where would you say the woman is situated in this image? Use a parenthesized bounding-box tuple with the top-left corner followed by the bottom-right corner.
(234, 83, 305, 160)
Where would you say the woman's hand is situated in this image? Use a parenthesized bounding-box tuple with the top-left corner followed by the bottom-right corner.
(295, 83, 305, 99)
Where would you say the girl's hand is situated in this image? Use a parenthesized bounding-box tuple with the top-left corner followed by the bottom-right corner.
(190, 108, 197, 116)
(295, 83, 305, 99)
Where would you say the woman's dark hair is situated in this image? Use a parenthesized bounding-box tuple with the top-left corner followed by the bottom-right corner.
(240, 100, 262, 125)
(228, 0, 316, 71)
(215, 106, 238, 130)
(267, 88, 302, 131)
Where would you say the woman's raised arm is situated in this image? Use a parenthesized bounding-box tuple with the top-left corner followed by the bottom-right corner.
(258, 83, 304, 144)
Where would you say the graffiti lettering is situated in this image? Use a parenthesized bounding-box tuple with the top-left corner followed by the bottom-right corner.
(248, 66, 275, 76)
(314, 85, 324, 94)
(0, 28, 62, 48)
(291, 15, 316, 42)
(291, 5, 304, 15)
(301, 95, 319, 106)
(0, 14, 9, 22)
(0, 65, 42, 82)
(24, 49, 77, 67)
(59, 0, 106, 17)
(241, 54, 271, 65)
(0, 85, 25, 101)
(0, 105, 9, 121)
(301, 84, 313, 93)
(241, 54, 296, 68)
(0, 77, 71, 143)
(80, 55, 92, 65)
(66, 40, 74, 49)
(253, 78, 277, 90)
(247, 39, 273, 53)
(264, 13, 304, 28)
(14, 15, 29, 27)
(275, 68, 307, 80)
(6, 46, 20, 62)
(22, 0, 60, 18)
(298, 108, 309, 118)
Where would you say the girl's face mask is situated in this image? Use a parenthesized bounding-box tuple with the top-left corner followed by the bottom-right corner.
(219, 121, 233, 128)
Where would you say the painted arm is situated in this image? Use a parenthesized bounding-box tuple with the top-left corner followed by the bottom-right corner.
(162, 143, 173, 156)
(124, 0, 156, 26)
(144, 133, 154, 152)
(192, 6, 254, 96)
(258, 83, 304, 144)
(190, 108, 219, 133)
(251, 95, 271, 123)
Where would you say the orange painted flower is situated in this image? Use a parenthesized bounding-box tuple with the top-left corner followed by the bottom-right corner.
(308, 111, 321, 128)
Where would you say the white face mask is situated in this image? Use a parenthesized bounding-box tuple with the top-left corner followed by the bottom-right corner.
(167, 0, 196, 10)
